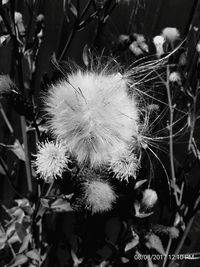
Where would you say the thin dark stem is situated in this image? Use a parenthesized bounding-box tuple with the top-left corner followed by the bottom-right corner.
(127, 0, 138, 34)
(80, 0, 93, 20)
(59, 0, 99, 62)
(58, 26, 77, 62)
(32, 116, 41, 142)
(93, 1, 117, 48)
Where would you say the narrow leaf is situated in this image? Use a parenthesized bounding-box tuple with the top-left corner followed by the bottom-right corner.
(18, 234, 31, 253)
(7, 254, 28, 267)
(82, 44, 90, 66)
(145, 233, 165, 256)
(26, 249, 40, 262)
(134, 179, 147, 189)
(125, 229, 139, 252)
(69, 2, 77, 17)
(0, 35, 11, 46)
(15, 222, 27, 242)
(51, 198, 73, 212)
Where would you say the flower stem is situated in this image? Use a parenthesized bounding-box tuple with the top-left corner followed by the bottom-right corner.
(20, 116, 33, 193)
(168, 215, 195, 267)
(0, 104, 14, 135)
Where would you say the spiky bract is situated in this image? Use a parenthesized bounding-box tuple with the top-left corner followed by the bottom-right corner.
(109, 148, 139, 181)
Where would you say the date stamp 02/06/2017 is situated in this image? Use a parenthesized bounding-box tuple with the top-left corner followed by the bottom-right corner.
(134, 254, 198, 261)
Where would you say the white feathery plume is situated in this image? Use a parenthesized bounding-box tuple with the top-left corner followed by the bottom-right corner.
(109, 147, 139, 182)
(83, 179, 117, 213)
(196, 42, 200, 53)
(142, 189, 158, 209)
(32, 140, 70, 183)
(153, 35, 165, 58)
(45, 70, 139, 167)
(169, 71, 181, 83)
(162, 27, 180, 43)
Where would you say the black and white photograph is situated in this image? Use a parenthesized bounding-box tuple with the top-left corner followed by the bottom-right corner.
(0, 0, 200, 266)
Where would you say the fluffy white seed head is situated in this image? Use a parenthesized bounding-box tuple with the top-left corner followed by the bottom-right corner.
(153, 35, 165, 58)
(162, 27, 180, 42)
(142, 189, 158, 208)
(196, 42, 200, 53)
(45, 70, 139, 167)
(14, 12, 23, 24)
(168, 226, 179, 239)
(109, 148, 139, 182)
(169, 71, 181, 83)
(33, 140, 70, 183)
(83, 180, 117, 213)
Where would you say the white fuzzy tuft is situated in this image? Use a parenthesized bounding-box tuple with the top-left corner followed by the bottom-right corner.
(153, 35, 165, 58)
(83, 180, 117, 213)
(32, 140, 70, 183)
(109, 148, 139, 182)
(169, 71, 181, 83)
(142, 189, 158, 208)
(162, 27, 180, 43)
(45, 70, 139, 167)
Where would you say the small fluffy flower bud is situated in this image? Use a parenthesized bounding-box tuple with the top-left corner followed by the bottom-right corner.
(142, 189, 158, 208)
(14, 12, 23, 24)
(196, 42, 200, 53)
(153, 35, 165, 58)
(162, 27, 180, 42)
(129, 41, 143, 56)
(14, 12, 25, 36)
(32, 140, 71, 183)
(168, 226, 179, 239)
(83, 180, 117, 213)
(169, 71, 181, 83)
(179, 53, 187, 66)
(118, 34, 130, 50)
(109, 148, 139, 182)
(36, 14, 45, 23)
